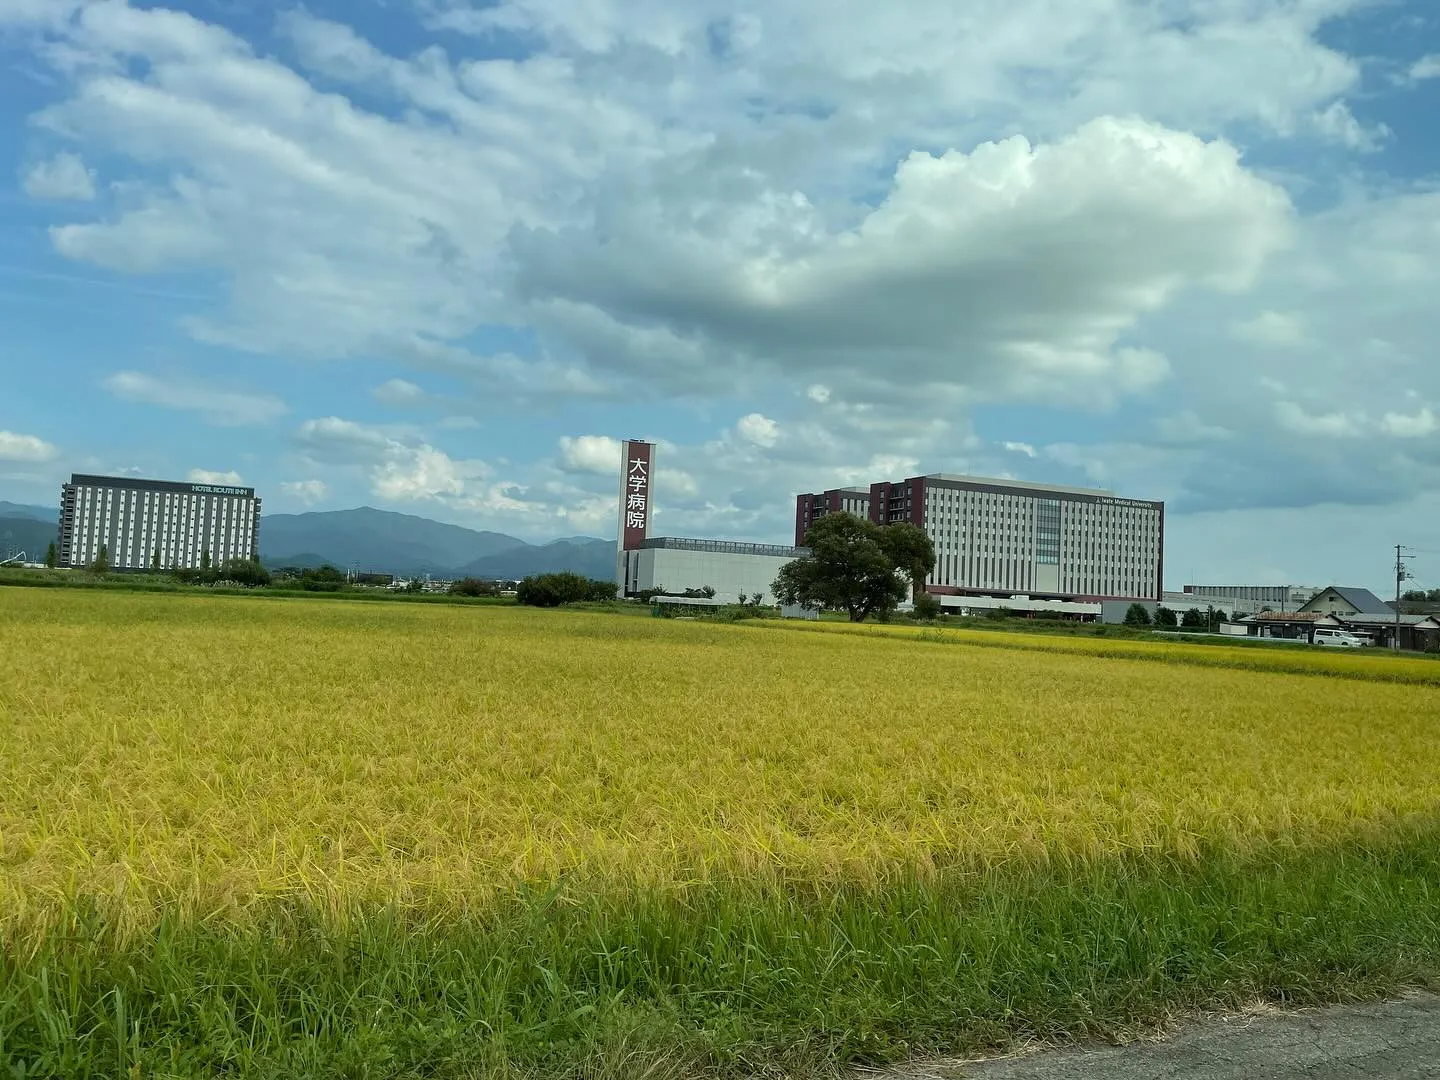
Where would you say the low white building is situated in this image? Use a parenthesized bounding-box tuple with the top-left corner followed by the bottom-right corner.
(620, 537, 808, 605)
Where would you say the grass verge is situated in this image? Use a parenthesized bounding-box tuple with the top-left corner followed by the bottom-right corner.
(5, 829, 1440, 1079)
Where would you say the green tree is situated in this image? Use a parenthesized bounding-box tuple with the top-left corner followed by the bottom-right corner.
(44, 541, 57, 569)
(89, 544, 110, 575)
(1155, 606, 1178, 628)
(516, 572, 615, 607)
(772, 513, 937, 623)
(151, 548, 162, 573)
(1123, 603, 1152, 627)
(220, 557, 271, 587)
(1213, 609, 1229, 624)
(201, 549, 212, 573)
(912, 591, 942, 621)
(450, 577, 501, 598)
(1181, 608, 1206, 629)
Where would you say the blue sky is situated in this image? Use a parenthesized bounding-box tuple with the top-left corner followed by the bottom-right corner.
(2, 0, 1438, 592)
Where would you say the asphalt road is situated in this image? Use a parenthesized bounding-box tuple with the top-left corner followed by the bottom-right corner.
(874, 994, 1440, 1079)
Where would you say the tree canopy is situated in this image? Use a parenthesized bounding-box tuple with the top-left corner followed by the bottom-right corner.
(772, 512, 936, 623)
(1123, 603, 1152, 627)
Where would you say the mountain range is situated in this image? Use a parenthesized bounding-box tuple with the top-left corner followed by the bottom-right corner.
(260, 508, 615, 579)
(0, 502, 616, 580)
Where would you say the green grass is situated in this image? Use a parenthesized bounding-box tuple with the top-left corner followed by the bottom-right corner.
(4, 831, 1439, 1079)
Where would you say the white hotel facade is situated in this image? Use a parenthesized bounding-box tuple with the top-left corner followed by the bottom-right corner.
(59, 474, 261, 571)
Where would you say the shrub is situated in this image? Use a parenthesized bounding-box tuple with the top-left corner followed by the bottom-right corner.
(450, 578, 501, 598)
(912, 591, 942, 621)
(516, 572, 616, 607)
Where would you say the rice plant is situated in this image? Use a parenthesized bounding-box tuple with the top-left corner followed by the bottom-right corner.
(3, 590, 1439, 1078)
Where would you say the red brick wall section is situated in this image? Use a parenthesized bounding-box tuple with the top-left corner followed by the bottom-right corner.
(868, 483, 888, 525)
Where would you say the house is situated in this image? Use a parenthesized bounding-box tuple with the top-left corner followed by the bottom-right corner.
(1296, 586, 1393, 618)
(1232, 587, 1440, 651)
(1330, 614, 1440, 652)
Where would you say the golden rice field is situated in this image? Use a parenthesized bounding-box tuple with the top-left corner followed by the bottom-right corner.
(3, 589, 1439, 931)
(4, 588, 1440, 1077)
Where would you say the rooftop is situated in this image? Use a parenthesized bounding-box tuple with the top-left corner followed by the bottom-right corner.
(1300, 587, 1394, 616)
(924, 474, 1118, 498)
(640, 536, 810, 559)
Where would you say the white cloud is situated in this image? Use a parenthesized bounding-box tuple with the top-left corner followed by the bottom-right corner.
(1380, 408, 1437, 439)
(280, 479, 329, 505)
(0, 431, 59, 462)
(10, 0, 1343, 411)
(514, 117, 1290, 405)
(7, 0, 1439, 556)
(736, 413, 780, 448)
(558, 435, 622, 474)
(656, 467, 698, 499)
(1406, 55, 1440, 83)
(1274, 401, 1363, 438)
(1310, 100, 1389, 152)
(1002, 441, 1037, 458)
(296, 416, 490, 502)
(187, 469, 244, 485)
(22, 152, 96, 200)
(102, 371, 285, 426)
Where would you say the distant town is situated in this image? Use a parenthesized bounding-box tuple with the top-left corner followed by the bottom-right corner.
(2, 453, 1433, 651)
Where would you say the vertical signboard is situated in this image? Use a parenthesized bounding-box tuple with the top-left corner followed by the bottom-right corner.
(619, 440, 654, 551)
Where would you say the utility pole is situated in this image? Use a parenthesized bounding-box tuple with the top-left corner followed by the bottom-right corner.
(1395, 545, 1414, 652)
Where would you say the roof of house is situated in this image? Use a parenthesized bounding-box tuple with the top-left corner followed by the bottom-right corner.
(1328, 614, 1440, 629)
(1301, 586, 1393, 615)
(1253, 610, 1326, 622)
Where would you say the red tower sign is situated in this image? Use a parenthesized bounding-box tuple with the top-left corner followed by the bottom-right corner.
(619, 440, 654, 550)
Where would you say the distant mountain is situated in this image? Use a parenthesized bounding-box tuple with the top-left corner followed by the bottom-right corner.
(259, 507, 526, 574)
(0, 516, 57, 561)
(0, 502, 56, 523)
(257, 506, 614, 579)
(455, 538, 616, 581)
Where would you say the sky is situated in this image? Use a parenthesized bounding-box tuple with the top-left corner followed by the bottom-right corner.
(1, 0, 1438, 593)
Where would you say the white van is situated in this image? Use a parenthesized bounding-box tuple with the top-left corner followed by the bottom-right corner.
(1313, 628, 1366, 648)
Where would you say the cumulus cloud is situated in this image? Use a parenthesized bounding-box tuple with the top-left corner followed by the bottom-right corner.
(736, 414, 780, 448)
(187, 469, 244, 485)
(281, 479, 329, 505)
(558, 435, 622, 474)
(1406, 55, 1440, 83)
(513, 117, 1290, 405)
(296, 417, 490, 502)
(11, 0, 1340, 411)
(102, 371, 285, 426)
(0, 431, 60, 462)
(8, 0, 1438, 550)
(22, 151, 96, 200)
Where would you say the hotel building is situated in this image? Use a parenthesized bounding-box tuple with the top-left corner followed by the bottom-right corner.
(59, 474, 261, 571)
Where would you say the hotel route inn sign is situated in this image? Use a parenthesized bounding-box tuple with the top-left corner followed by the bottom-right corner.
(619, 440, 654, 550)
